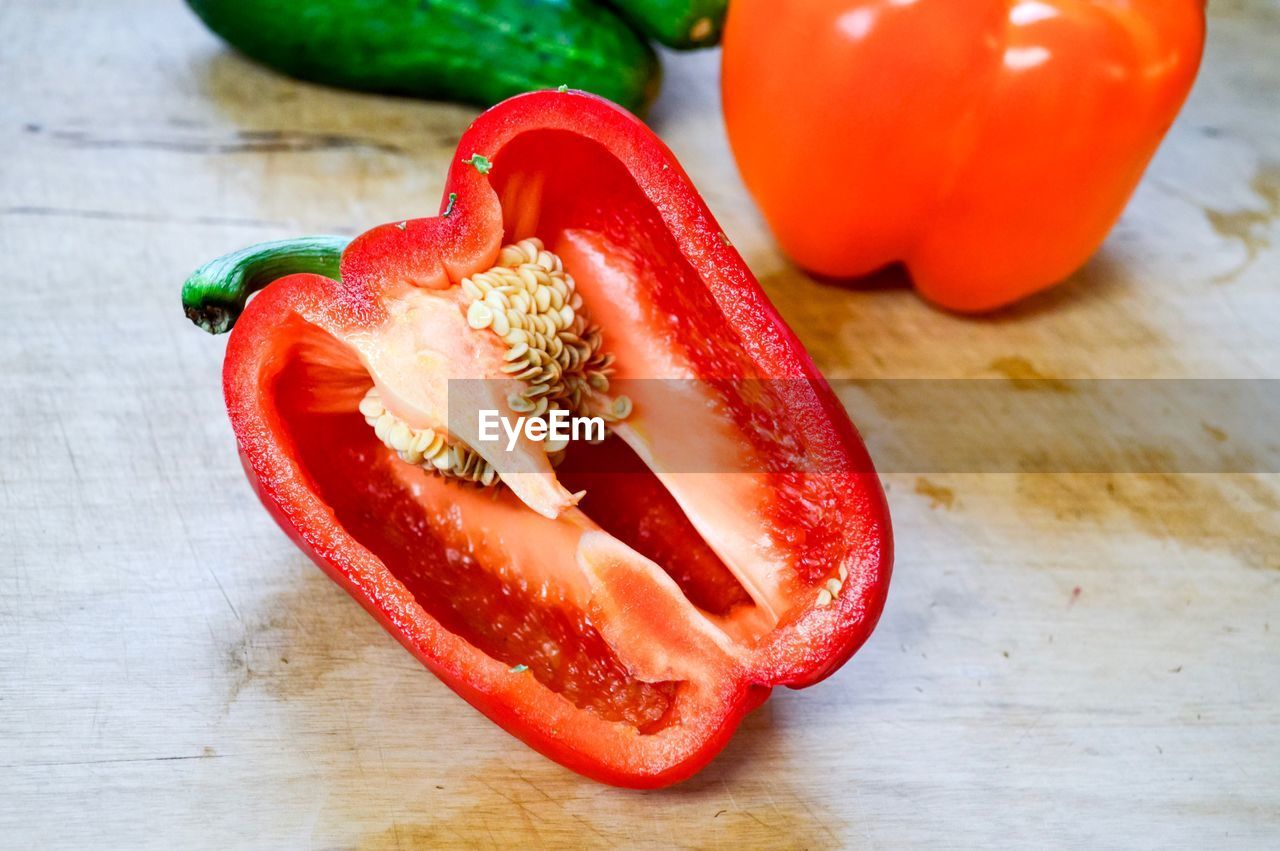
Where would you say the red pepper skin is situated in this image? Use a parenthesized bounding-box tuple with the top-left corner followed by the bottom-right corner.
(220, 91, 892, 787)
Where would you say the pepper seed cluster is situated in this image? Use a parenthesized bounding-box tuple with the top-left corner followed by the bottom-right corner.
(462, 237, 629, 425)
(361, 238, 630, 489)
(360, 388, 498, 486)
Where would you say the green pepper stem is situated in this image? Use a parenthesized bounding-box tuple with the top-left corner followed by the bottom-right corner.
(181, 236, 350, 334)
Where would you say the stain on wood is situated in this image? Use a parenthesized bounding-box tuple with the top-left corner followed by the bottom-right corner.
(1016, 473, 1280, 570)
(987, 357, 1075, 393)
(914, 477, 956, 510)
(1205, 163, 1280, 281)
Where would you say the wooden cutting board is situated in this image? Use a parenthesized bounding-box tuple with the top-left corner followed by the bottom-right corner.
(1, 1, 1276, 846)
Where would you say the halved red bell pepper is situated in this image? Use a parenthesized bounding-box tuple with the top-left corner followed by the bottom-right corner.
(182, 90, 892, 788)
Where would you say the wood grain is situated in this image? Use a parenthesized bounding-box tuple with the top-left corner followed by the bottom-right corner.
(1, 1, 1277, 847)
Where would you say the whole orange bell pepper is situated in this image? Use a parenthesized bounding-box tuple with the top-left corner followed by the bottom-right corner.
(722, 0, 1205, 312)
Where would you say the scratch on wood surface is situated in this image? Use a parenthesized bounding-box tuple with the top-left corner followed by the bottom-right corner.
(1013, 709, 1050, 747)
(54, 417, 84, 490)
(223, 578, 373, 706)
(24, 123, 408, 156)
(1, 205, 289, 229)
(141, 411, 243, 624)
(170, 488, 243, 624)
(4, 752, 225, 769)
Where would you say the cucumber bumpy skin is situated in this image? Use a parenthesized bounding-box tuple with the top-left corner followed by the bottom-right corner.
(187, 0, 661, 115)
(605, 0, 727, 50)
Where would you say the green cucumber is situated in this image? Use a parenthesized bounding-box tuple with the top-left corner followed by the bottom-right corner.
(187, 0, 661, 114)
(603, 0, 727, 50)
